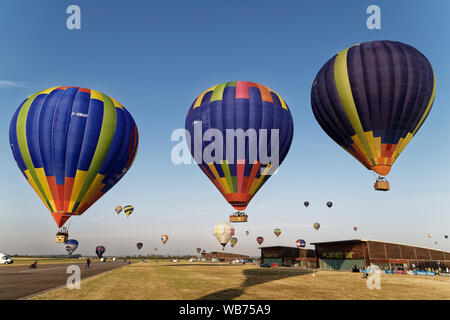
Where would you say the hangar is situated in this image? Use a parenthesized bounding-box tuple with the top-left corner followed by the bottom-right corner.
(201, 251, 250, 263)
(260, 246, 316, 267)
(312, 239, 450, 271)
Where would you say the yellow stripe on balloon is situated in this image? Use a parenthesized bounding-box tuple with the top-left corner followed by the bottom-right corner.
(271, 91, 288, 110)
(90, 89, 104, 102)
(110, 97, 124, 110)
(334, 48, 375, 164)
(34, 168, 56, 210)
(24, 170, 52, 212)
(68, 170, 88, 212)
(412, 73, 436, 136)
(77, 174, 105, 209)
(193, 85, 218, 109)
(207, 163, 230, 194)
(249, 164, 272, 195)
(350, 135, 372, 165)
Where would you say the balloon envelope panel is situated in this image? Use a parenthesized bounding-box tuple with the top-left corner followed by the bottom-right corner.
(9, 87, 139, 227)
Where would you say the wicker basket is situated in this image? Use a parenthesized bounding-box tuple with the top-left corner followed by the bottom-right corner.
(229, 215, 248, 223)
(55, 234, 68, 243)
(374, 181, 390, 191)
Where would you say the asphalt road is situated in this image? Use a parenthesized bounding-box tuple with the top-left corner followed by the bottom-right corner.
(0, 260, 129, 300)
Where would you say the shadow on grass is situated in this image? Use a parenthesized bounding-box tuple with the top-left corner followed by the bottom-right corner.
(163, 264, 314, 300)
(199, 268, 314, 300)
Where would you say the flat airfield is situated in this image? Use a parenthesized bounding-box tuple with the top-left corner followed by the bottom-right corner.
(29, 261, 450, 300)
(0, 259, 129, 300)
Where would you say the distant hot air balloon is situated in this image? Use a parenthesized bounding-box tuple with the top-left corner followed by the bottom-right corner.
(296, 239, 306, 248)
(154, 246, 158, 251)
(428, 233, 432, 238)
(9, 87, 139, 228)
(196, 248, 201, 254)
(326, 202, 333, 208)
(230, 237, 238, 248)
(161, 235, 168, 244)
(185, 81, 294, 221)
(115, 206, 123, 214)
(311, 41, 435, 190)
(245, 231, 249, 236)
(136, 242, 143, 250)
(313, 223, 320, 231)
(445, 235, 448, 239)
(256, 237, 264, 245)
(434, 241, 438, 245)
(304, 201, 309, 208)
(95, 245, 105, 258)
(274, 228, 281, 238)
(353, 226, 358, 232)
(64, 239, 79, 255)
(124, 205, 134, 217)
(214, 222, 235, 250)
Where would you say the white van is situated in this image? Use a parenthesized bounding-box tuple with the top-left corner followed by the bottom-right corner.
(0, 253, 14, 264)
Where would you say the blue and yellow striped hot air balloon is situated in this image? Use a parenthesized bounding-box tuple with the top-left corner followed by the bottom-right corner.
(185, 81, 294, 219)
(311, 41, 435, 189)
(9, 86, 139, 227)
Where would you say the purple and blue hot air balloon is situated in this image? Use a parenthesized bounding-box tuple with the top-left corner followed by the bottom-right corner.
(311, 40, 435, 181)
(95, 245, 105, 258)
(64, 239, 79, 255)
(9, 87, 139, 228)
(185, 81, 294, 214)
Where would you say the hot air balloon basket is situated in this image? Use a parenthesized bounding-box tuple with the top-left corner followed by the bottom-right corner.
(55, 234, 68, 243)
(229, 215, 248, 223)
(374, 181, 390, 191)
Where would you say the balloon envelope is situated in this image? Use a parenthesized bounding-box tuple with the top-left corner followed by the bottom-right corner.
(9, 87, 139, 227)
(161, 235, 168, 244)
(274, 228, 281, 238)
(445, 235, 448, 239)
(230, 237, 238, 248)
(296, 239, 306, 248)
(256, 237, 264, 245)
(326, 202, 333, 208)
(353, 226, 358, 232)
(185, 81, 294, 211)
(124, 205, 134, 217)
(136, 242, 143, 250)
(115, 206, 123, 214)
(313, 223, 320, 231)
(64, 239, 78, 255)
(95, 245, 105, 258)
(245, 231, 249, 236)
(214, 222, 235, 248)
(311, 41, 435, 177)
(304, 201, 309, 207)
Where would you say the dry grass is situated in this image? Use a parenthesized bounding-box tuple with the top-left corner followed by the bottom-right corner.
(33, 262, 450, 300)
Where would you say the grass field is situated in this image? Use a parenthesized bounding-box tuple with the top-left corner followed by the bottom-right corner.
(33, 261, 450, 300)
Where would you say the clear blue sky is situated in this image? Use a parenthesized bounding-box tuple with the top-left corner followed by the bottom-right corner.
(0, 0, 449, 257)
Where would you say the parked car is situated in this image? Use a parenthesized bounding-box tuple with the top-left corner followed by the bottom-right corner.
(0, 253, 14, 264)
(260, 263, 270, 268)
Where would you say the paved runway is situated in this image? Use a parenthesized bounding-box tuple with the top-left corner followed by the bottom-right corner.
(0, 261, 129, 300)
